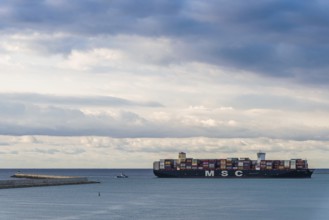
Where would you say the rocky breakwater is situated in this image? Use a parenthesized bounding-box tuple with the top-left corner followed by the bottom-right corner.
(0, 173, 100, 189)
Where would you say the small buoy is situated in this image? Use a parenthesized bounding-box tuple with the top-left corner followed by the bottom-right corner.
(98, 192, 101, 197)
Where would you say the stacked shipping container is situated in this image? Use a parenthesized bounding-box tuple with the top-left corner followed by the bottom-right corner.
(159, 153, 309, 171)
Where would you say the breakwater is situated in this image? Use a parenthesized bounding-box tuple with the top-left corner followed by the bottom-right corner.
(0, 173, 99, 189)
(12, 173, 81, 179)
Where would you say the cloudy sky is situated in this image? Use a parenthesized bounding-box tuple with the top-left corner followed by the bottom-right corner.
(1, 0, 329, 168)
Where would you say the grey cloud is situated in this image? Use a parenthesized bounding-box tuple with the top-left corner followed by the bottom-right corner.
(33, 148, 61, 155)
(0, 141, 9, 146)
(1, 0, 185, 35)
(0, 0, 326, 37)
(0, 99, 157, 137)
(32, 148, 85, 155)
(0, 99, 328, 141)
(233, 94, 329, 111)
(104, 137, 329, 156)
(0, 150, 18, 154)
(0, 93, 162, 107)
(2, 1, 329, 84)
(0, 92, 329, 140)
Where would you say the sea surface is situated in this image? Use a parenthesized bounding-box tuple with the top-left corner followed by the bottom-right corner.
(0, 169, 328, 220)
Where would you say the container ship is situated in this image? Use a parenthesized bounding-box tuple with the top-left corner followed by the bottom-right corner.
(153, 152, 314, 178)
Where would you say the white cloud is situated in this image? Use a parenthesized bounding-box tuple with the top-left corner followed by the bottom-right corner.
(18, 135, 39, 144)
(62, 48, 126, 71)
(0, 135, 328, 168)
(200, 119, 217, 127)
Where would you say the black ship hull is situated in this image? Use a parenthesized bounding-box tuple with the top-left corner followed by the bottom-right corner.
(153, 169, 314, 178)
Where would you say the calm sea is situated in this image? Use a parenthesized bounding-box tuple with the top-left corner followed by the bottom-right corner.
(0, 169, 328, 220)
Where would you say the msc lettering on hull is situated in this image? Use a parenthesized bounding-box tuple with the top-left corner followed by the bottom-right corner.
(204, 170, 244, 177)
(205, 170, 214, 176)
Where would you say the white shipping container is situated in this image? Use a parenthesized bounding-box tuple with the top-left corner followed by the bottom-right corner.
(290, 165, 296, 169)
(153, 162, 160, 170)
(290, 160, 296, 169)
